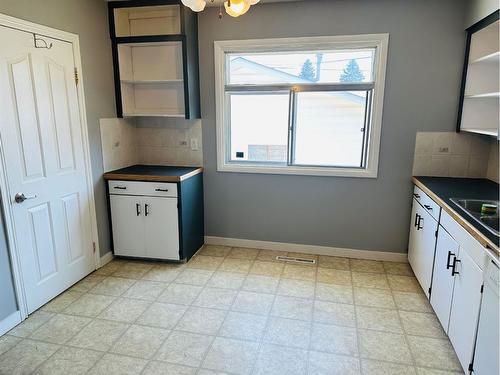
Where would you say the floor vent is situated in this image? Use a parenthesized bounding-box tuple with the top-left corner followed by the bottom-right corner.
(276, 255, 316, 264)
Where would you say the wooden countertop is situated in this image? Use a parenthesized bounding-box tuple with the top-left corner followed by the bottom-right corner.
(103, 165, 203, 183)
(412, 176, 499, 255)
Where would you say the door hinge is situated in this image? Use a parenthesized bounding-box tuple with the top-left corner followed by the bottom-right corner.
(92, 242, 96, 253)
(480, 284, 484, 293)
(468, 363, 474, 372)
(435, 230, 438, 238)
(74, 67, 79, 86)
(428, 287, 432, 296)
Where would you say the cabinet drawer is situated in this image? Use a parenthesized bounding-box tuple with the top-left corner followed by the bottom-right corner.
(413, 186, 441, 220)
(109, 180, 177, 197)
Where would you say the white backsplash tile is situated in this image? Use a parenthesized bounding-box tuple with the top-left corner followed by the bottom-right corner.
(99, 118, 138, 172)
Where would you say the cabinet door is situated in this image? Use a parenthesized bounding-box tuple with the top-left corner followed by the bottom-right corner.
(110, 195, 145, 257)
(144, 197, 180, 260)
(409, 201, 438, 297)
(430, 227, 459, 331)
(448, 247, 484, 373)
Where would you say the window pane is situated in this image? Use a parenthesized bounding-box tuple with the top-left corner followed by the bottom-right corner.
(228, 49, 375, 85)
(293, 91, 368, 167)
(229, 93, 289, 163)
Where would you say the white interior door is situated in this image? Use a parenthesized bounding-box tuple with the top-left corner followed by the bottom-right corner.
(0, 26, 95, 313)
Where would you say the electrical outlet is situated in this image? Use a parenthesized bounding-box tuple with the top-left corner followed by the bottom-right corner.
(438, 147, 449, 153)
(190, 138, 199, 151)
(179, 140, 188, 147)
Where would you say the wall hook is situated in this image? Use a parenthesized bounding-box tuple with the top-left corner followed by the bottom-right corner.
(33, 34, 53, 49)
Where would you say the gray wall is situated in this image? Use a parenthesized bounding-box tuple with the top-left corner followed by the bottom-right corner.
(0, 197, 17, 321)
(199, 0, 467, 253)
(465, 0, 498, 27)
(0, 0, 116, 256)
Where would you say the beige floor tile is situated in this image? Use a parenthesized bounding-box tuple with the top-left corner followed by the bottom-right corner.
(175, 269, 214, 286)
(207, 271, 246, 290)
(253, 343, 307, 375)
(356, 306, 403, 333)
(90, 277, 136, 296)
(68, 319, 128, 351)
(256, 250, 288, 262)
(361, 359, 417, 375)
(232, 291, 275, 315)
(111, 261, 154, 279)
(8, 311, 54, 338)
(94, 260, 124, 276)
(87, 353, 147, 375)
(383, 262, 414, 276)
(187, 255, 224, 270)
(353, 287, 396, 309)
(157, 283, 202, 305)
(358, 329, 412, 364)
(308, 351, 360, 375)
(98, 298, 151, 323)
(110, 324, 170, 359)
(122, 280, 167, 301)
(218, 311, 267, 341)
(416, 367, 463, 375)
(34, 347, 103, 375)
(136, 302, 187, 329)
(228, 247, 260, 260)
(63, 293, 116, 317)
(219, 258, 253, 273)
(387, 275, 422, 293)
(193, 287, 237, 309)
(0, 335, 21, 356)
(0, 339, 59, 375)
(29, 314, 91, 344)
(352, 272, 389, 289)
(141, 265, 182, 283)
(317, 268, 352, 285)
(393, 291, 433, 313)
(400, 311, 446, 338)
(70, 275, 106, 293)
(310, 323, 358, 356)
(271, 295, 313, 321)
(197, 245, 231, 257)
(277, 279, 315, 299)
(282, 264, 316, 281)
(203, 337, 259, 374)
(407, 335, 461, 371)
(350, 259, 385, 273)
(315, 283, 354, 304)
(143, 361, 197, 375)
(155, 331, 213, 366)
(249, 261, 284, 277)
(317, 255, 350, 270)
(242, 275, 279, 293)
(264, 317, 310, 349)
(288, 252, 319, 261)
(176, 307, 226, 335)
(41, 291, 83, 313)
(313, 300, 356, 327)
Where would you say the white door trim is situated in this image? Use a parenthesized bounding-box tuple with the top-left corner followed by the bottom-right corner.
(0, 13, 101, 320)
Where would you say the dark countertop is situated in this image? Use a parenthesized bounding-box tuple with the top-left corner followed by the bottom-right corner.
(103, 165, 203, 182)
(413, 176, 499, 250)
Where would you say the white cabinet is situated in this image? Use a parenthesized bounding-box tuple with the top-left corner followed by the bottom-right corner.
(408, 190, 439, 298)
(109, 181, 180, 260)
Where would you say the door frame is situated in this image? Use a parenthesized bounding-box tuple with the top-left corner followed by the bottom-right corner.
(0, 13, 101, 320)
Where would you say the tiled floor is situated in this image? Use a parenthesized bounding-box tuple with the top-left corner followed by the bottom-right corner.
(0, 246, 463, 375)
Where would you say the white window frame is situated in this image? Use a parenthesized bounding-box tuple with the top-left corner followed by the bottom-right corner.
(214, 34, 389, 178)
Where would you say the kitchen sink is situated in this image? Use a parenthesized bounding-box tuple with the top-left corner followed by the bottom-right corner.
(450, 198, 499, 237)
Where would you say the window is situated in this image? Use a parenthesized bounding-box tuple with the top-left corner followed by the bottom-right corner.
(214, 34, 389, 177)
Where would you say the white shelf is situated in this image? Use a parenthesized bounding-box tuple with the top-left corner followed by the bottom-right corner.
(120, 79, 183, 84)
(462, 128, 498, 137)
(464, 92, 500, 99)
(123, 110, 185, 118)
(470, 51, 500, 64)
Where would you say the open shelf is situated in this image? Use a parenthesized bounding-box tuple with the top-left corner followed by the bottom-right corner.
(470, 51, 500, 64)
(113, 5, 181, 37)
(120, 79, 183, 84)
(464, 92, 500, 98)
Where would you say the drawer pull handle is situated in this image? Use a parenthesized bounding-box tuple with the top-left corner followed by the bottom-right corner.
(145, 204, 150, 217)
(413, 193, 421, 199)
(451, 257, 461, 276)
(155, 188, 169, 192)
(414, 213, 420, 227)
(114, 186, 127, 190)
(424, 205, 433, 211)
(136, 203, 141, 216)
(446, 251, 455, 269)
(416, 216, 424, 230)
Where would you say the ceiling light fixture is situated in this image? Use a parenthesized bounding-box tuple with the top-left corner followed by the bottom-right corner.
(181, 0, 260, 18)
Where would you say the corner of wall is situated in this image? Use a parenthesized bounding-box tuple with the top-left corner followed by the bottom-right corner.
(99, 117, 139, 172)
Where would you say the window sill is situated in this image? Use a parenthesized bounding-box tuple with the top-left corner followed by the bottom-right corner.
(217, 163, 378, 178)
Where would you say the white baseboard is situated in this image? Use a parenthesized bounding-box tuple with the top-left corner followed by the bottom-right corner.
(0, 311, 21, 336)
(99, 251, 114, 268)
(205, 236, 408, 262)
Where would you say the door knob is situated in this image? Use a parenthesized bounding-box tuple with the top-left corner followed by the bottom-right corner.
(14, 192, 37, 203)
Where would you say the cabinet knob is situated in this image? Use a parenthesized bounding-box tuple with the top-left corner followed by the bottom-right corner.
(136, 203, 141, 216)
(145, 204, 150, 217)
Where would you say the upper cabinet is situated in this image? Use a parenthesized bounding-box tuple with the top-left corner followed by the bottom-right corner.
(457, 10, 499, 137)
(108, 1, 201, 119)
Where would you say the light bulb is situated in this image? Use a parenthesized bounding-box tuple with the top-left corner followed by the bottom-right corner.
(190, 0, 206, 12)
(224, 0, 251, 17)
